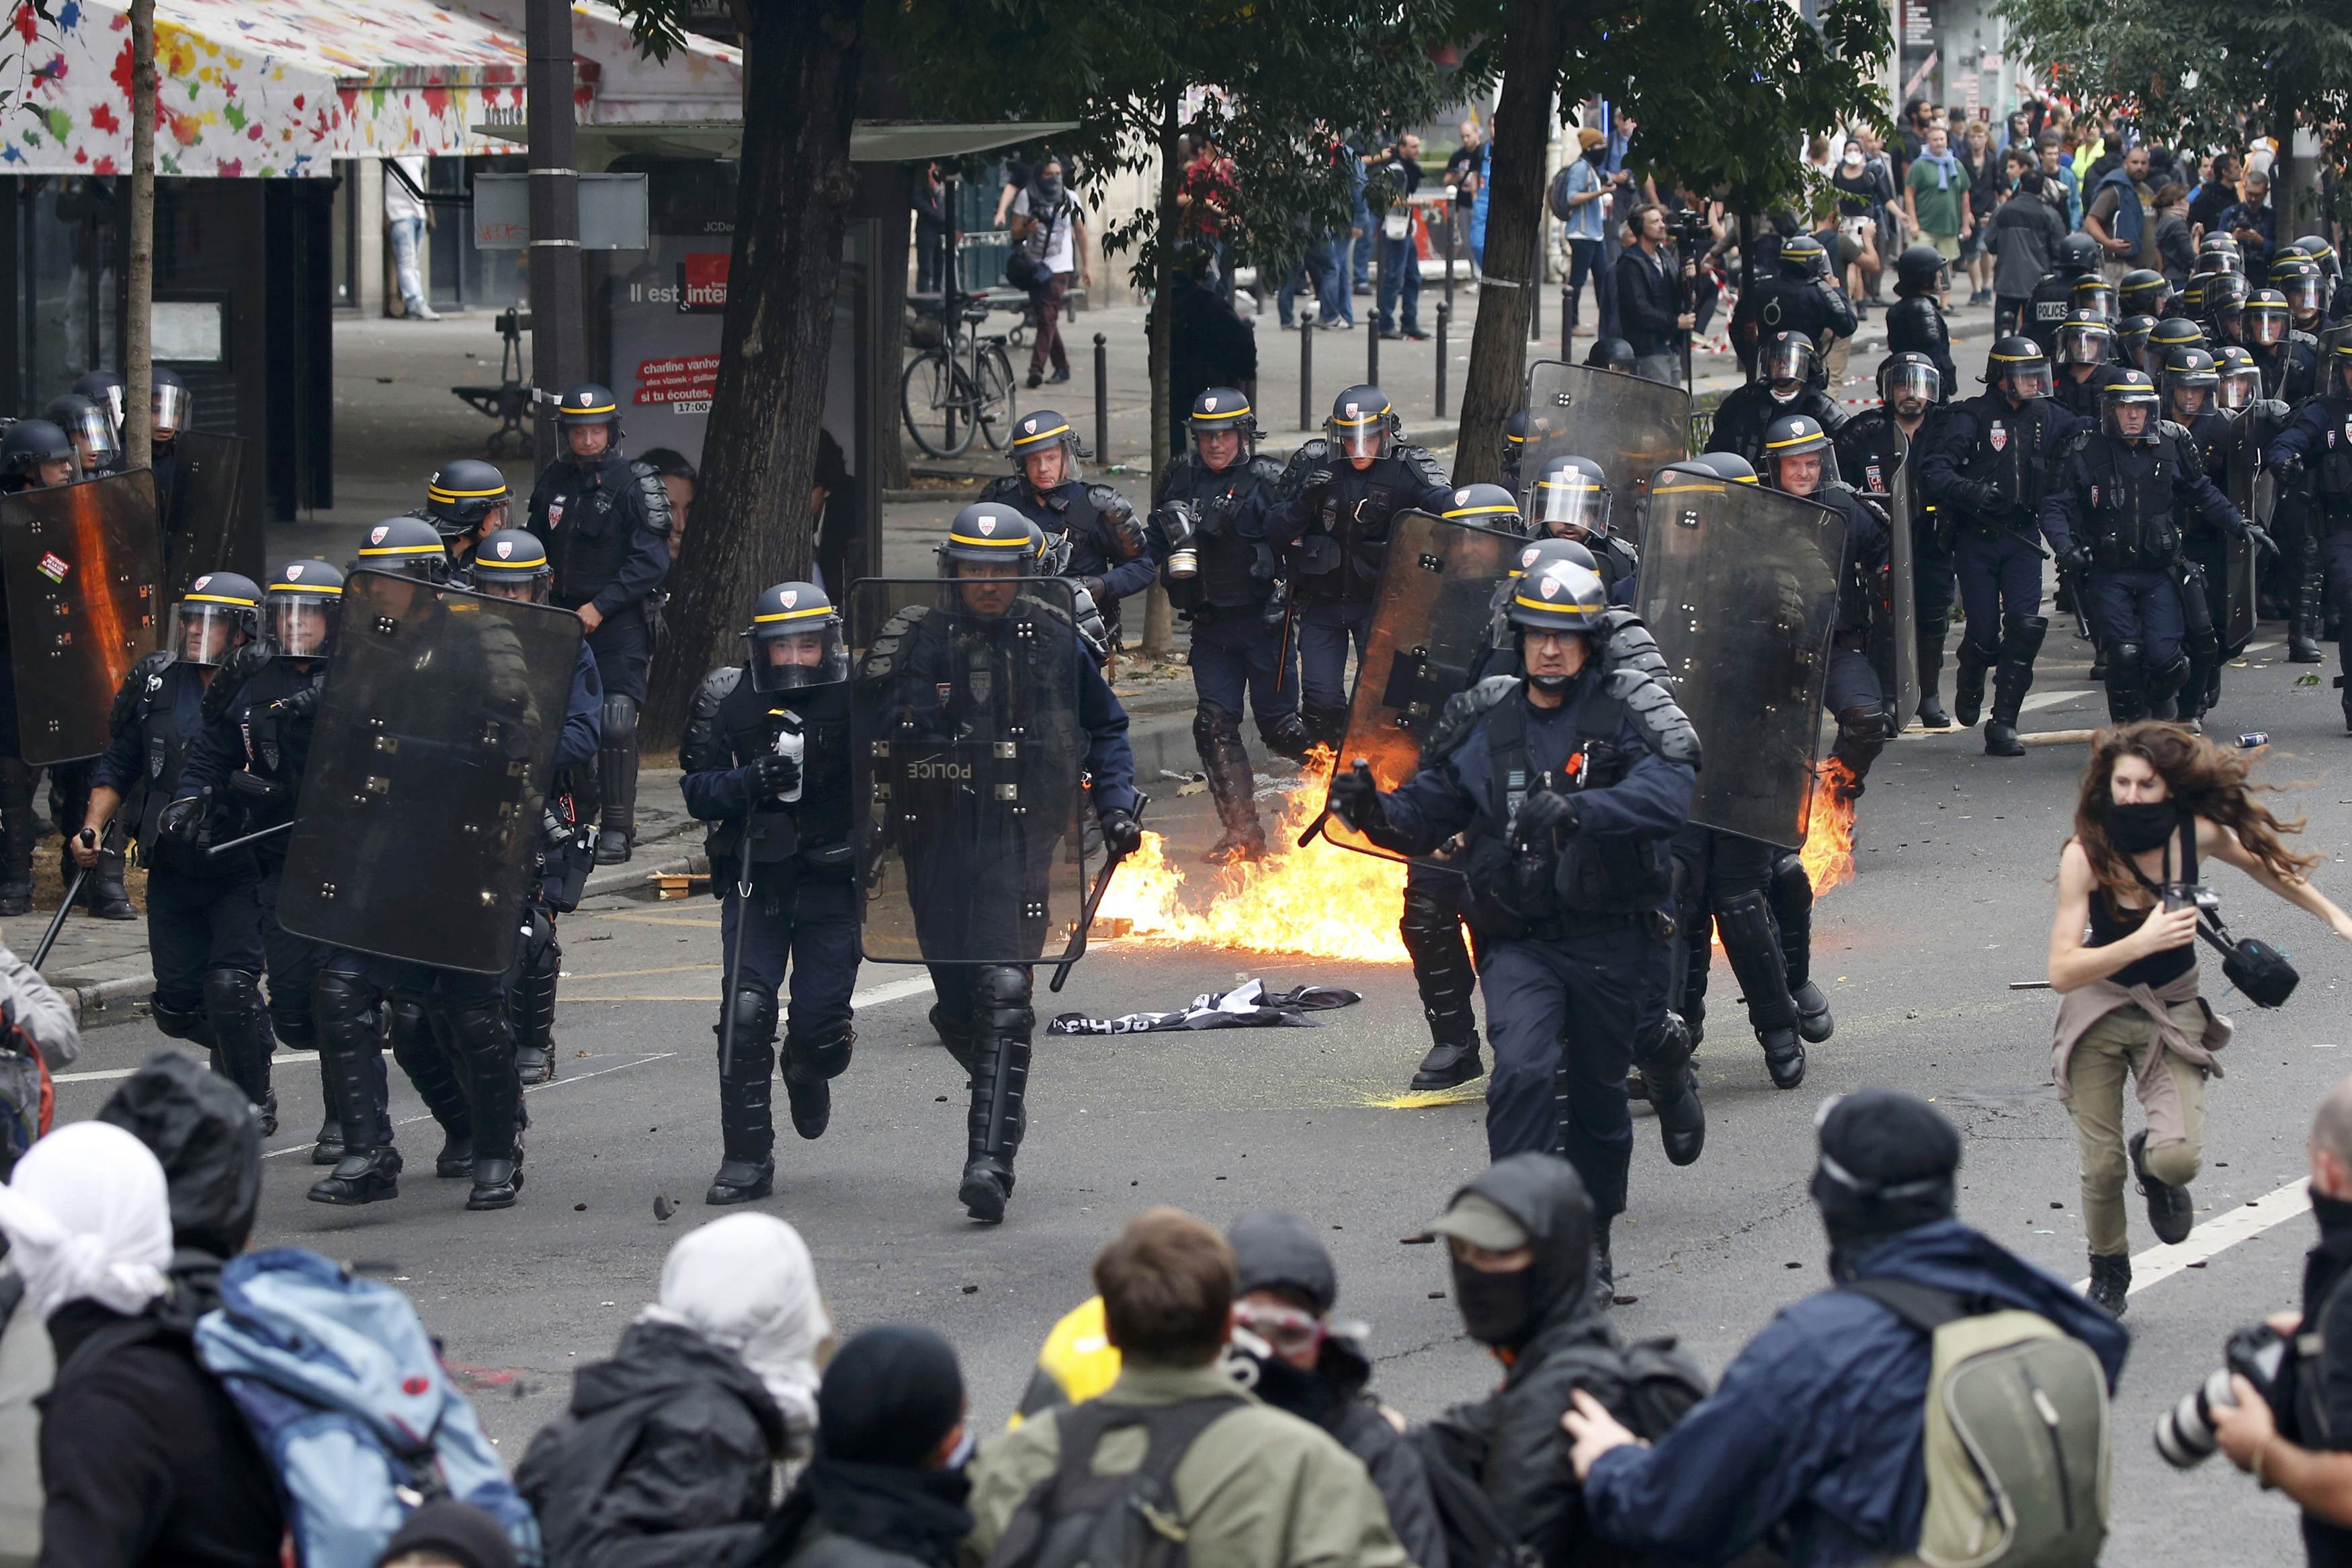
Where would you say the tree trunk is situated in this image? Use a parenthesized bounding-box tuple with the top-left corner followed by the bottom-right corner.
(642, 0, 864, 745)
(1454, 0, 1571, 487)
(1140, 85, 1182, 660)
(123, 0, 156, 470)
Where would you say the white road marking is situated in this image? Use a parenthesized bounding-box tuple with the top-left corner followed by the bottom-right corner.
(261, 1052, 677, 1159)
(2017, 688, 2091, 714)
(2071, 1176, 2312, 1297)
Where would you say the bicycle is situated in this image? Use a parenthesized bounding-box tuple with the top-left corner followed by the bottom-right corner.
(900, 299, 1017, 459)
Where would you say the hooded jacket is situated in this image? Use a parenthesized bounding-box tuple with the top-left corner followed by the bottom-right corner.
(515, 1317, 787, 1568)
(1581, 1218, 2130, 1567)
(96, 1050, 262, 1326)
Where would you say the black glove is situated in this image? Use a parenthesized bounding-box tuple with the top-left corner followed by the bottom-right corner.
(2060, 543, 2095, 574)
(1513, 789, 1581, 845)
(747, 752, 800, 799)
(2246, 524, 2280, 560)
(1099, 808, 1143, 859)
(157, 793, 208, 848)
(265, 685, 321, 724)
(1082, 576, 1108, 605)
(1304, 466, 1335, 493)
(1327, 759, 1387, 834)
(1957, 480, 2003, 517)
(2273, 452, 2303, 480)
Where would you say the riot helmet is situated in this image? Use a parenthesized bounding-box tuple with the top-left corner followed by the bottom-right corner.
(1007, 408, 1083, 488)
(423, 458, 513, 545)
(1527, 456, 1612, 540)
(746, 580, 849, 692)
(1779, 234, 1830, 279)
(2294, 234, 2339, 284)
(1506, 559, 1607, 689)
(2206, 270, 2251, 337)
(2056, 233, 2101, 275)
(353, 515, 452, 584)
(2055, 310, 2115, 368)
(2243, 289, 2290, 347)
(150, 366, 189, 441)
(2197, 234, 2244, 277)
(941, 501, 1039, 572)
(1893, 244, 1943, 297)
(172, 571, 262, 667)
(265, 560, 343, 658)
(1325, 384, 1398, 464)
(1440, 483, 1523, 530)
(1763, 414, 1838, 496)
(1982, 337, 2052, 402)
(70, 369, 124, 432)
(2214, 345, 2261, 412)
(44, 394, 118, 474)
(1691, 451, 1759, 484)
(0, 419, 75, 490)
(1879, 351, 1940, 414)
(2180, 272, 2212, 321)
(1510, 535, 1598, 579)
(554, 382, 622, 462)
(2273, 257, 2326, 318)
(468, 528, 554, 604)
(2118, 315, 2159, 374)
(1584, 337, 1637, 373)
(2098, 370, 2162, 443)
(2117, 269, 2171, 318)
(1761, 331, 1817, 396)
(2159, 346, 2218, 420)
(2330, 339, 2352, 400)
(2149, 316, 2206, 360)
(2067, 275, 2116, 324)
(1186, 387, 1257, 470)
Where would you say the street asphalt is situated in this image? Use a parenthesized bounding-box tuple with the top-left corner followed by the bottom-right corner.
(36, 324, 2351, 1562)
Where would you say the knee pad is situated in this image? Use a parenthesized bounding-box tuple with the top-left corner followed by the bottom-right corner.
(444, 996, 511, 1065)
(1399, 876, 1468, 944)
(1192, 703, 1241, 752)
(2001, 614, 2049, 661)
(1630, 1012, 1695, 1078)
(1257, 710, 1310, 762)
(1768, 851, 1813, 926)
(2105, 640, 2146, 684)
(1831, 705, 1889, 770)
(714, 988, 778, 1055)
(785, 1024, 855, 1083)
(600, 692, 640, 744)
(1958, 636, 1999, 668)
(151, 996, 208, 1042)
(268, 996, 318, 1051)
(1712, 887, 1796, 1028)
(976, 965, 1035, 1039)
(201, 965, 263, 1017)
(2148, 654, 2190, 702)
(312, 969, 380, 1052)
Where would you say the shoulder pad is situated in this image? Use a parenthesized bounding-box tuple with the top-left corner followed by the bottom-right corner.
(1083, 482, 1134, 521)
(2062, 426, 2095, 457)
(1425, 675, 1519, 763)
(198, 642, 274, 728)
(631, 462, 674, 533)
(1247, 455, 1286, 489)
(977, 474, 1024, 503)
(679, 666, 743, 773)
(1605, 668, 1702, 769)
(113, 648, 177, 735)
(857, 604, 931, 681)
(1596, 610, 1669, 683)
(2158, 419, 2193, 445)
(1604, 535, 1640, 576)
(1275, 441, 1330, 500)
(1399, 444, 1452, 490)
(694, 665, 743, 719)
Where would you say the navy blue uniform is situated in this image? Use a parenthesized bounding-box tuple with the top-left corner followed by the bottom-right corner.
(1839, 405, 1958, 722)
(977, 474, 1154, 640)
(1706, 384, 1849, 470)
(2269, 390, 2352, 720)
(1810, 484, 1894, 784)
(1884, 295, 1956, 399)
(2255, 335, 2320, 403)
(502, 640, 605, 1086)
(2052, 362, 2125, 423)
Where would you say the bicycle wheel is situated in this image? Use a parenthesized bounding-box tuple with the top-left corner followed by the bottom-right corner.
(900, 349, 976, 459)
(974, 343, 1019, 451)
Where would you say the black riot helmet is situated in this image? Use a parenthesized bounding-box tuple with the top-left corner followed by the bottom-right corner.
(2294, 234, 2339, 284)
(2272, 256, 2326, 318)
(2329, 338, 2352, 400)
(2117, 314, 2159, 373)
(1505, 556, 1607, 636)
(2117, 268, 2171, 318)
(1761, 330, 1818, 394)
(172, 572, 263, 667)
(2098, 369, 2162, 443)
(1691, 451, 1759, 484)
(71, 369, 125, 432)
(2068, 274, 2117, 324)
(2180, 272, 2212, 321)
(1441, 482, 1524, 531)
(747, 580, 849, 692)
(1893, 243, 1943, 296)
(2197, 234, 2244, 277)
(2206, 269, 2251, 335)
(265, 560, 344, 659)
(1982, 336, 2052, 402)
(150, 365, 189, 439)
(2242, 288, 2290, 347)
(1763, 413, 1839, 494)
(2159, 345, 2218, 419)
(2214, 345, 2262, 412)
(1583, 337, 1637, 372)
(1527, 455, 1613, 541)
(1008, 407, 1083, 486)
(44, 394, 118, 473)
(1879, 350, 1941, 412)
(2149, 316, 2206, 361)
(939, 500, 1040, 570)
(467, 528, 554, 604)
(2055, 309, 2115, 368)
(554, 382, 622, 460)
(353, 515, 452, 584)
(1509, 534, 1598, 580)
(423, 458, 512, 543)
(1779, 234, 1830, 279)
(2056, 232, 2101, 275)
(1186, 387, 1258, 468)
(0, 419, 75, 489)
(1325, 384, 1398, 463)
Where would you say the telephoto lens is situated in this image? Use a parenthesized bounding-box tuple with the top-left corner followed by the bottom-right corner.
(2154, 1323, 2290, 1467)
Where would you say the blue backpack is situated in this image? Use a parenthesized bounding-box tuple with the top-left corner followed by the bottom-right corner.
(194, 1248, 542, 1568)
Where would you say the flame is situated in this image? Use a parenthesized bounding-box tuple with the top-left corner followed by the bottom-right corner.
(1800, 758, 1859, 896)
(1094, 752, 1411, 962)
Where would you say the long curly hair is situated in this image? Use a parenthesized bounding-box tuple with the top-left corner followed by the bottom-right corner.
(2074, 722, 2319, 914)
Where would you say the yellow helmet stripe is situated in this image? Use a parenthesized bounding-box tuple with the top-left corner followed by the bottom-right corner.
(1513, 591, 1602, 614)
(427, 484, 509, 500)
(269, 582, 343, 595)
(1010, 421, 1072, 446)
(477, 553, 550, 570)
(1443, 503, 1521, 517)
(948, 531, 1030, 549)
(753, 604, 832, 623)
(1651, 480, 1726, 495)
(1764, 431, 1822, 449)
(564, 399, 618, 416)
(1191, 402, 1252, 421)
(183, 592, 260, 607)
(357, 542, 446, 556)
(1536, 477, 1603, 489)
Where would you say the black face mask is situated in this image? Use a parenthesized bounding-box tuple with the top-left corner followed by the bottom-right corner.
(2106, 799, 2178, 855)
(1036, 174, 1064, 203)
(1582, 144, 1605, 166)
(1452, 1258, 1538, 1347)
(2315, 1191, 2352, 1245)
(1231, 1347, 1341, 1430)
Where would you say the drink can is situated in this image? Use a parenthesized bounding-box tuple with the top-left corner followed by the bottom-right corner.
(2238, 732, 2269, 749)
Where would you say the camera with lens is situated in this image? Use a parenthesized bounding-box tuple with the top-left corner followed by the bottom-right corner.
(2161, 881, 2222, 918)
(2154, 1323, 2291, 1467)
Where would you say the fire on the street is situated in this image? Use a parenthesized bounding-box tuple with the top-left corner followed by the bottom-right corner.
(1801, 758, 1859, 895)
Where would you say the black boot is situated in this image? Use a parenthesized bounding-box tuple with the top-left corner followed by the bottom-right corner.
(1915, 614, 1952, 727)
(1300, 702, 1350, 752)
(388, 999, 476, 1178)
(1770, 854, 1834, 1044)
(1716, 888, 1805, 1089)
(782, 1024, 854, 1141)
(509, 932, 560, 1086)
(960, 965, 1033, 1223)
(2292, 552, 2327, 662)
(2085, 1252, 2131, 1318)
(0, 759, 33, 917)
(1631, 1013, 1706, 1167)
(449, 998, 525, 1211)
(1400, 871, 1482, 1090)
(306, 1049, 401, 1205)
(1590, 1215, 1616, 1307)
(709, 989, 778, 1203)
(1951, 638, 1997, 728)
(1982, 614, 2047, 757)
(312, 1058, 346, 1166)
(202, 967, 276, 1128)
(83, 842, 135, 920)
(595, 693, 639, 865)
(2129, 1129, 2194, 1245)
(1195, 706, 1266, 865)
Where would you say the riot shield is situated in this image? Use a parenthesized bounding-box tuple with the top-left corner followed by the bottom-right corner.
(1320, 511, 1521, 861)
(2222, 415, 2264, 650)
(0, 472, 163, 765)
(847, 576, 1091, 967)
(1519, 361, 1691, 550)
(1884, 431, 1921, 725)
(275, 571, 583, 974)
(164, 431, 261, 597)
(1637, 470, 1846, 848)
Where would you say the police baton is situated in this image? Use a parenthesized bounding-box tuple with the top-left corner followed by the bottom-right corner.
(1294, 758, 1374, 849)
(207, 820, 294, 859)
(1050, 794, 1149, 994)
(33, 819, 122, 971)
(716, 830, 757, 1078)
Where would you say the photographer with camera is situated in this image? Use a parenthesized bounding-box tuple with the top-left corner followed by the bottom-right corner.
(2201, 1077, 2352, 1565)
(1613, 204, 1696, 388)
(2048, 723, 2352, 1317)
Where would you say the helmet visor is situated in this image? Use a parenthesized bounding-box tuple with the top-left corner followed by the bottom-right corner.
(171, 601, 249, 666)
(1882, 361, 1941, 408)
(1762, 337, 1814, 385)
(1770, 443, 1839, 494)
(1531, 476, 1608, 537)
(2217, 365, 2260, 411)
(1328, 418, 1389, 461)
(62, 404, 119, 468)
(2000, 363, 2052, 400)
(2070, 284, 2116, 322)
(2056, 323, 2113, 365)
(1188, 420, 1251, 468)
(2101, 393, 2160, 441)
(265, 593, 339, 658)
(152, 379, 191, 434)
(2285, 274, 2324, 314)
(472, 572, 549, 605)
(2162, 372, 2214, 417)
(2246, 306, 2287, 346)
(750, 621, 849, 691)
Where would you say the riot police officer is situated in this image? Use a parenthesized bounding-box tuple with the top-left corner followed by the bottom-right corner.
(421, 458, 513, 570)
(1764, 415, 1892, 797)
(681, 580, 857, 1205)
(177, 560, 343, 1159)
(526, 383, 674, 867)
(2052, 310, 2125, 420)
(980, 410, 1152, 651)
(1839, 351, 1958, 727)
(1886, 244, 1958, 398)
(1263, 386, 1454, 744)
(1501, 408, 1548, 490)
(1585, 337, 1638, 374)
(2044, 372, 2248, 724)
(44, 393, 120, 478)
(2118, 267, 2173, 322)
(1706, 332, 1851, 469)
(69, 369, 124, 433)
(2119, 314, 2160, 376)
(1919, 336, 2070, 756)
(2240, 288, 2312, 402)
(1523, 457, 1638, 606)
(1731, 232, 1857, 376)
(148, 366, 188, 521)
(2025, 233, 2104, 355)
(2207, 272, 2255, 352)
(77, 574, 275, 1127)
(1150, 388, 1304, 865)
(2268, 341, 2352, 729)
(1328, 556, 1700, 1284)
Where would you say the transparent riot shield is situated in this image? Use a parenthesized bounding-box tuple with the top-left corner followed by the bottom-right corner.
(163, 431, 261, 598)
(0, 472, 163, 765)
(847, 576, 1090, 966)
(276, 571, 584, 974)
(1519, 361, 1692, 550)
(1320, 511, 1522, 861)
(1637, 470, 1846, 848)
(1884, 431, 1921, 725)
(2222, 414, 2264, 650)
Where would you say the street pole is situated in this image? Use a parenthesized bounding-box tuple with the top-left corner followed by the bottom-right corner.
(124, 0, 155, 472)
(1435, 302, 1449, 419)
(1299, 307, 1314, 431)
(526, 0, 585, 468)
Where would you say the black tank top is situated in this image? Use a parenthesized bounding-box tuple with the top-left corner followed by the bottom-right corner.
(2085, 817, 2198, 990)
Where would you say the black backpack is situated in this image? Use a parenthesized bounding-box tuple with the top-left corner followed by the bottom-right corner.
(984, 1395, 1244, 1568)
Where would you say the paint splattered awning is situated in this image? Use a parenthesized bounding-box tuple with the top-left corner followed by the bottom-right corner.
(0, 0, 740, 177)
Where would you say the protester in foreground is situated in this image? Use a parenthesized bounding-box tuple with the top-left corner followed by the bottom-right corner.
(95, 1049, 261, 1323)
(1564, 1089, 2128, 1567)
(375, 1501, 521, 1568)
(963, 1207, 1411, 1568)
(517, 1211, 830, 1566)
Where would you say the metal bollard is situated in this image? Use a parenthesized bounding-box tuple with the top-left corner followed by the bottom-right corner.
(1368, 240, 1381, 388)
(1093, 333, 1109, 463)
(1441, 208, 1456, 312)
(1528, 228, 1543, 343)
(1299, 307, 1314, 431)
(1435, 303, 1449, 419)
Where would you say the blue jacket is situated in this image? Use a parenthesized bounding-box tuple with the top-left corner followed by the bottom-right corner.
(1582, 1219, 2130, 1568)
